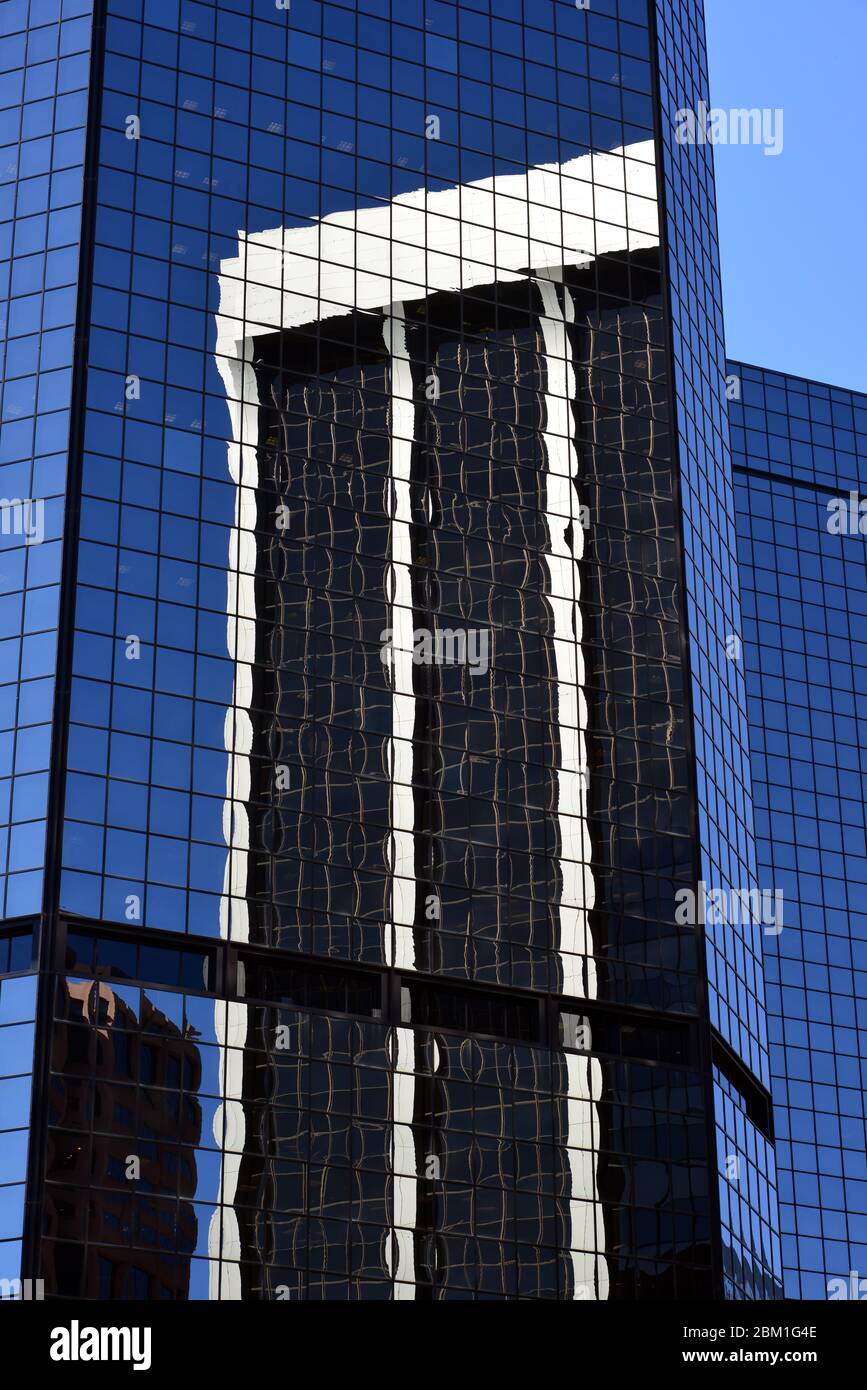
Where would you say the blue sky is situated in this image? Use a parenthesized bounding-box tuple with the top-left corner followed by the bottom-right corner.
(704, 0, 867, 393)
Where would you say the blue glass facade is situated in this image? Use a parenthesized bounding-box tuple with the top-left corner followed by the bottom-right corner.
(0, 0, 93, 921)
(731, 359, 867, 1299)
(652, 0, 780, 1300)
(43, 0, 728, 1300)
(0, 0, 854, 1306)
(0, 0, 94, 1289)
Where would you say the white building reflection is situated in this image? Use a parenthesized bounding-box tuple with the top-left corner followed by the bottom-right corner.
(211, 144, 660, 1299)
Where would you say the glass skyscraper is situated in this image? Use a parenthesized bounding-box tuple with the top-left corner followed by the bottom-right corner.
(0, 0, 855, 1306)
(730, 360, 867, 1301)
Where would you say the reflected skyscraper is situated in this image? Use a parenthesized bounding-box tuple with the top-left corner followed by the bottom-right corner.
(2, 0, 846, 1303)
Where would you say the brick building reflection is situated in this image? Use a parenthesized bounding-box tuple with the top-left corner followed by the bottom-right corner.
(42, 977, 203, 1299)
